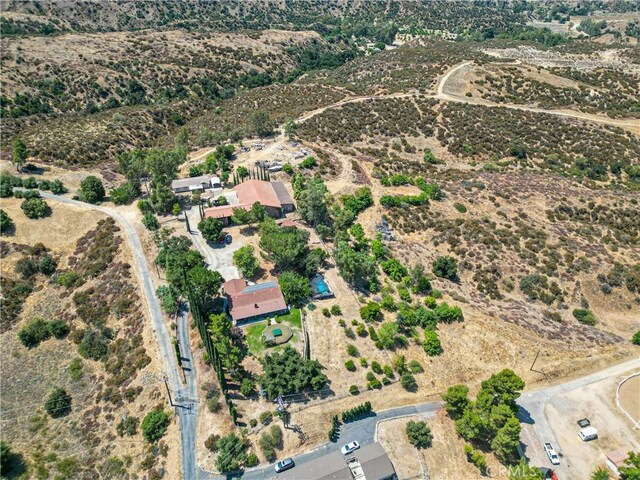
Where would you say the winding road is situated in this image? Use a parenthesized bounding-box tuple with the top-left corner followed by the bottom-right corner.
(37, 192, 198, 480)
(294, 61, 639, 134)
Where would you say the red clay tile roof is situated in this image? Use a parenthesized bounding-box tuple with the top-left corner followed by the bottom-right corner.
(223, 278, 247, 295)
(204, 203, 250, 219)
(234, 179, 282, 209)
(223, 279, 287, 322)
(276, 219, 299, 228)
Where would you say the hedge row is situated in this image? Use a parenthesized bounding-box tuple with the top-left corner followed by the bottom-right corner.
(341, 401, 372, 423)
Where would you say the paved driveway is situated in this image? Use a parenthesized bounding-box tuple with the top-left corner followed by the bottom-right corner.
(199, 401, 443, 479)
(186, 206, 243, 281)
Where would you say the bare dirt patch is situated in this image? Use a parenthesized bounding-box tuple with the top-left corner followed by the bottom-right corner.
(377, 412, 508, 480)
(619, 374, 640, 424)
(546, 371, 640, 479)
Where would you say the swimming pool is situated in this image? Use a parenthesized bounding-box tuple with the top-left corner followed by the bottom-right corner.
(311, 274, 332, 297)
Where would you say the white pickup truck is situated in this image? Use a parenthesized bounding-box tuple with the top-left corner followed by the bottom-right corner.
(544, 442, 560, 465)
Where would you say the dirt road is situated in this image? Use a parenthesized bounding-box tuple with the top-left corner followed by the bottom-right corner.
(435, 61, 640, 134)
(295, 61, 639, 135)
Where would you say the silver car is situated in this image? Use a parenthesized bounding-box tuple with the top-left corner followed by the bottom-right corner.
(274, 458, 295, 473)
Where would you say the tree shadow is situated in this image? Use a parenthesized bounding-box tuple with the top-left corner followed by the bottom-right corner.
(2, 450, 28, 479)
(517, 405, 535, 425)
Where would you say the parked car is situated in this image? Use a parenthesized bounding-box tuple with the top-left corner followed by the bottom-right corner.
(274, 458, 295, 473)
(578, 426, 598, 441)
(341, 441, 360, 455)
(543, 442, 560, 465)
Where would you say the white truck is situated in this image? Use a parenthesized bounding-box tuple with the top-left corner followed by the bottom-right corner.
(543, 442, 560, 465)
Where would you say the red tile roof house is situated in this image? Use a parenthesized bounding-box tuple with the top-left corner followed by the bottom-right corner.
(224, 278, 289, 324)
(204, 179, 295, 225)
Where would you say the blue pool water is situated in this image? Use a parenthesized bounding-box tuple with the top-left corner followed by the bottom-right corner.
(311, 275, 329, 295)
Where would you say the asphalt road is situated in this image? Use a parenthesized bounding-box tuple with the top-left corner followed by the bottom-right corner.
(198, 401, 443, 480)
(38, 192, 197, 480)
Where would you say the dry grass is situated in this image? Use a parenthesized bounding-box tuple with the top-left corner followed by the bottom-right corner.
(0, 203, 179, 479)
(377, 412, 509, 480)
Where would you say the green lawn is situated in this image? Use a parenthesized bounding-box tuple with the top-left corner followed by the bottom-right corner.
(245, 323, 266, 355)
(276, 308, 301, 329)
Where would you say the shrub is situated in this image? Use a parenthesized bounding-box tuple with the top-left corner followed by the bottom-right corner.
(371, 361, 383, 374)
(15, 257, 38, 278)
(300, 156, 317, 169)
(322, 308, 331, 317)
(360, 301, 381, 322)
(77, 328, 110, 360)
(423, 330, 443, 356)
(21, 197, 51, 218)
(245, 453, 259, 468)
(434, 303, 464, 323)
(349, 385, 359, 395)
(453, 203, 467, 213)
(69, 358, 84, 381)
(240, 378, 255, 397)
(38, 255, 57, 275)
(367, 378, 382, 389)
(368, 326, 379, 341)
(383, 365, 394, 377)
(465, 445, 487, 473)
(141, 409, 170, 442)
(18, 317, 51, 347)
(56, 271, 83, 288)
(49, 179, 67, 194)
(347, 344, 359, 357)
(110, 182, 137, 205)
(341, 401, 372, 423)
(48, 319, 69, 338)
(408, 360, 423, 373)
(328, 414, 340, 441)
(79, 176, 105, 204)
(356, 324, 367, 336)
(345, 360, 356, 371)
(331, 305, 342, 316)
(249, 418, 258, 428)
(259, 411, 273, 425)
(432, 256, 458, 280)
(204, 434, 220, 452)
(398, 287, 411, 302)
(381, 259, 408, 282)
(359, 357, 368, 367)
(117, 416, 139, 437)
(207, 397, 220, 413)
(0, 209, 14, 235)
(406, 420, 432, 448)
(633, 331, 640, 345)
(401, 372, 418, 391)
(142, 212, 159, 231)
(45, 387, 72, 418)
(573, 309, 596, 325)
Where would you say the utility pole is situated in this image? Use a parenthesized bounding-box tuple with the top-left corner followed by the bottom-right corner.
(163, 373, 174, 406)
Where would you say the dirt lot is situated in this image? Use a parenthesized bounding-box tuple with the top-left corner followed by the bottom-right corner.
(618, 374, 640, 425)
(546, 371, 640, 479)
(377, 412, 508, 480)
